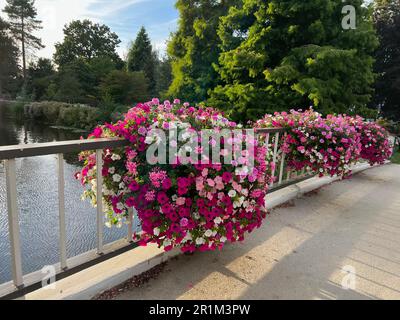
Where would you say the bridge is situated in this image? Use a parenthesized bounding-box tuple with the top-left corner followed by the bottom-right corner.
(0, 130, 398, 300)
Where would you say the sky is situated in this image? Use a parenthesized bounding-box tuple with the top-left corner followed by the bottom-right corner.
(0, 0, 179, 60)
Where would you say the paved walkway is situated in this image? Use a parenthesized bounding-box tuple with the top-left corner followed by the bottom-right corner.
(116, 164, 400, 300)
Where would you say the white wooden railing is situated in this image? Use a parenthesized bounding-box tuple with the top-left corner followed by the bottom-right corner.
(0, 128, 311, 298)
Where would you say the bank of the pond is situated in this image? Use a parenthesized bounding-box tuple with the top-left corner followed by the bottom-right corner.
(7, 100, 129, 132)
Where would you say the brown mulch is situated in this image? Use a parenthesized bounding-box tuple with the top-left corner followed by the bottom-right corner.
(93, 262, 168, 300)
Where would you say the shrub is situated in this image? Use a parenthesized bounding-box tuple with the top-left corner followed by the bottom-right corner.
(24, 101, 101, 130)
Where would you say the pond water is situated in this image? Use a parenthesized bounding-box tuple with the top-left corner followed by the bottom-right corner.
(0, 102, 134, 284)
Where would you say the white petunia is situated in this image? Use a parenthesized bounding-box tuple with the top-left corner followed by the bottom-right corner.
(220, 236, 227, 243)
(214, 217, 223, 225)
(111, 154, 121, 161)
(113, 174, 122, 182)
(228, 190, 237, 198)
(153, 227, 160, 236)
(108, 167, 115, 174)
(204, 230, 213, 237)
(196, 237, 205, 245)
(145, 135, 154, 144)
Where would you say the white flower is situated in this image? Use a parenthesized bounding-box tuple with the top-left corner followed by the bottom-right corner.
(220, 236, 227, 243)
(111, 154, 121, 161)
(214, 217, 223, 225)
(113, 174, 122, 182)
(163, 239, 172, 247)
(108, 167, 115, 174)
(228, 190, 237, 198)
(204, 230, 213, 237)
(145, 135, 154, 144)
(153, 227, 160, 236)
(182, 233, 192, 243)
(119, 182, 125, 189)
(196, 237, 205, 245)
(116, 203, 124, 210)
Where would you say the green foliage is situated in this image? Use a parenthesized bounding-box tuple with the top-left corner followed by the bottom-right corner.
(372, 0, 400, 120)
(99, 70, 150, 105)
(127, 27, 156, 94)
(24, 101, 101, 130)
(0, 17, 21, 97)
(391, 149, 400, 164)
(54, 19, 122, 67)
(3, 0, 44, 81)
(167, 0, 238, 102)
(209, 0, 379, 122)
(154, 56, 173, 99)
(26, 58, 55, 100)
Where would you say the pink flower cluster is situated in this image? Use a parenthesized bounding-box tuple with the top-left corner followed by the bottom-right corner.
(255, 109, 392, 177)
(77, 99, 272, 253)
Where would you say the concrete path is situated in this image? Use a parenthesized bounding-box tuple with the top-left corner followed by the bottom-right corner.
(116, 164, 400, 300)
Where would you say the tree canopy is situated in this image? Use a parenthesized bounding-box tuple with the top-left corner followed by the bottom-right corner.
(208, 0, 378, 122)
(0, 17, 20, 97)
(3, 0, 44, 82)
(127, 26, 157, 94)
(54, 19, 122, 67)
(167, 0, 239, 103)
(372, 0, 400, 120)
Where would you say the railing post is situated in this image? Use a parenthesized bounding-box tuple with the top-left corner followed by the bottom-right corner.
(278, 152, 286, 186)
(57, 154, 68, 270)
(96, 149, 104, 255)
(269, 132, 280, 188)
(5, 159, 23, 288)
(127, 208, 134, 243)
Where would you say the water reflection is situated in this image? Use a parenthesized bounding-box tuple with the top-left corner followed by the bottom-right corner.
(0, 102, 137, 284)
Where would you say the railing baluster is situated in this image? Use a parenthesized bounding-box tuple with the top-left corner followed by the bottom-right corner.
(278, 152, 286, 185)
(5, 159, 23, 288)
(96, 149, 104, 255)
(269, 132, 280, 188)
(57, 154, 67, 270)
(127, 208, 134, 243)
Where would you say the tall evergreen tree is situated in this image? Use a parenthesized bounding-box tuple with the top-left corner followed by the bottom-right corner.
(127, 26, 156, 94)
(209, 0, 378, 122)
(3, 0, 44, 83)
(372, 0, 400, 120)
(0, 17, 20, 97)
(155, 56, 173, 98)
(167, 0, 238, 103)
